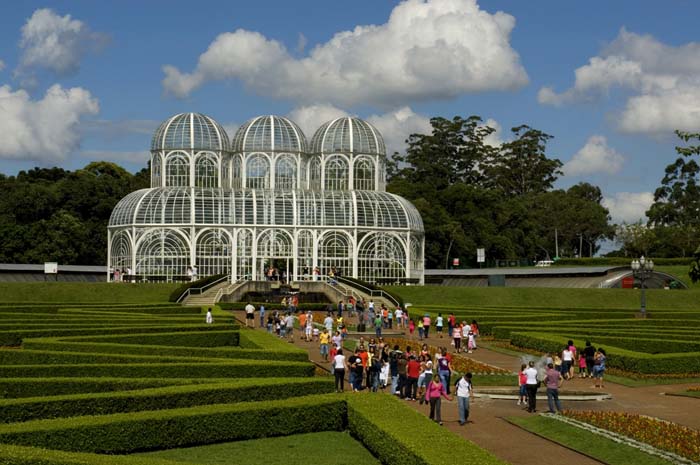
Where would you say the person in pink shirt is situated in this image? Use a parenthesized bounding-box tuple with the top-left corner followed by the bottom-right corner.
(425, 376, 452, 425)
(518, 363, 527, 406)
(422, 315, 431, 339)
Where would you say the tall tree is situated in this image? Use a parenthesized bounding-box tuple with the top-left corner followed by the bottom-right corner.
(484, 125, 562, 196)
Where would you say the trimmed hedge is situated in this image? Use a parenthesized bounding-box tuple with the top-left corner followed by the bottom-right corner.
(0, 394, 345, 453)
(0, 378, 334, 423)
(346, 395, 507, 465)
(0, 444, 188, 465)
(0, 378, 192, 399)
(509, 332, 700, 374)
(55, 330, 241, 348)
(0, 349, 220, 366)
(554, 257, 692, 267)
(0, 360, 315, 379)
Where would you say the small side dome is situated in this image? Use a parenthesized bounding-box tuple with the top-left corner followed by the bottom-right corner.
(151, 113, 229, 151)
(310, 117, 386, 156)
(231, 115, 307, 153)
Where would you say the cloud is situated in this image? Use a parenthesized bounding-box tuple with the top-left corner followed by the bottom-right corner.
(482, 118, 504, 147)
(538, 28, 700, 134)
(16, 8, 108, 77)
(0, 59, 5, 72)
(80, 150, 149, 164)
(602, 191, 654, 224)
(0, 84, 99, 162)
(162, 0, 528, 106)
(83, 119, 159, 139)
(367, 107, 431, 155)
(287, 104, 349, 139)
(563, 135, 624, 176)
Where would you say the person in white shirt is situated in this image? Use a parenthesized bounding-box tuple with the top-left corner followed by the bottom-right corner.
(244, 303, 255, 328)
(324, 314, 334, 333)
(562, 347, 574, 380)
(455, 372, 473, 425)
(524, 361, 539, 413)
(205, 308, 213, 324)
(395, 308, 404, 328)
(333, 349, 348, 392)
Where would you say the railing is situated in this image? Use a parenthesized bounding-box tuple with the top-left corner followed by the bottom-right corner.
(212, 279, 248, 303)
(335, 276, 401, 308)
(176, 275, 230, 303)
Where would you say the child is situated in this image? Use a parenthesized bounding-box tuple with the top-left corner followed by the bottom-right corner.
(312, 326, 320, 342)
(578, 353, 587, 378)
(417, 320, 424, 340)
(467, 330, 476, 353)
(518, 363, 527, 406)
(409, 319, 415, 337)
(379, 359, 389, 390)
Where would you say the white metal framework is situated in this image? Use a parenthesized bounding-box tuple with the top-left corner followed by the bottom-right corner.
(109, 113, 424, 283)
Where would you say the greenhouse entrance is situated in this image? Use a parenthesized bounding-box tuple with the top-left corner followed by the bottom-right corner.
(258, 257, 294, 283)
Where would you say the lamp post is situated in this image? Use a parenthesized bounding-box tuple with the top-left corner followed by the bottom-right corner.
(631, 256, 654, 317)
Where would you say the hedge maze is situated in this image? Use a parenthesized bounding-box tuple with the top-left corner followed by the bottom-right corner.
(417, 304, 700, 376)
(0, 302, 506, 465)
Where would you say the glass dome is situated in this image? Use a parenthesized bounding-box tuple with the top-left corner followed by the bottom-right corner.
(151, 113, 229, 151)
(109, 187, 423, 232)
(231, 115, 307, 153)
(310, 117, 386, 156)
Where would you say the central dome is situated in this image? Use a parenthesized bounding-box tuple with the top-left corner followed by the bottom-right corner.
(231, 115, 307, 153)
(310, 117, 386, 156)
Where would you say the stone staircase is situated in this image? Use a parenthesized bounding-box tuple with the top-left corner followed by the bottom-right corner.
(181, 281, 241, 307)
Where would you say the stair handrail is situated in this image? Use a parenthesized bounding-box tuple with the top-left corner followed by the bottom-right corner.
(335, 276, 400, 308)
(176, 275, 230, 304)
(212, 278, 247, 304)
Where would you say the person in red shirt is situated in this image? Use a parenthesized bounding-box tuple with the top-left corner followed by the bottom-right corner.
(405, 355, 421, 400)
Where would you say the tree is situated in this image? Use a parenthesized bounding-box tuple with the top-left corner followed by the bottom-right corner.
(484, 125, 562, 196)
(615, 222, 658, 257)
(690, 246, 700, 283)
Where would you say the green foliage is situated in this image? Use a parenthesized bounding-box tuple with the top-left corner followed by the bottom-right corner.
(0, 283, 178, 304)
(168, 275, 226, 302)
(0, 378, 334, 423)
(0, 395, 345, 453)
(0, 444, 187, 465)
(347, 395, 507, 465)
(0, 378, 190, 399)
(690, 246, 700, 284)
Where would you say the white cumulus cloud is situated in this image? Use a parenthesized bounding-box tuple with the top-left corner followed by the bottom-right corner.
(563, 135, 624, 176)
(603, 192, 654, 224)
(538, 28, 700, 134)
(162, 0, 528, 106)
(17, 8, 108, 77)
(0, 84, 99, 161)
(367, 107, 432, 155)
(287, 104, 349, 139)
(482, 118, 504, 147)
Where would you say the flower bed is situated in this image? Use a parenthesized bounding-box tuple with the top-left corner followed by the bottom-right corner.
(562, 410, 700, 462)
(382, 337, 510, 374)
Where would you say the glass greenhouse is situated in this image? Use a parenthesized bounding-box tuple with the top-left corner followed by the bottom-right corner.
(108, 113, 424, 283)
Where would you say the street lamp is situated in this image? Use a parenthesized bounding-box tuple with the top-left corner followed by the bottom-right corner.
(631, 256, 654, 317)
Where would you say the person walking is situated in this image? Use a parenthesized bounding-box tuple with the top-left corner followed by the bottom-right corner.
(319, 328, 330, 361)
(244, 302, 255, 328)
(524, 360, 539, 413)
(436, 348, 453, 394)
(205, 308, 214, 324)
(592, 348, 607, 388)
(333, 349, 347, 392)
(544, 362, 563, 413)
(455, 372, 473, 425)
(583, 341, 596, 378)
(425, 376, 452, 425)
(435, 313, 444, 338)
(405, 355, 420, 400)
(259, 304, 266, 328)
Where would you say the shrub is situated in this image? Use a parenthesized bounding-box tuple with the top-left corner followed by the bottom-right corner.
(0, 378, 334, 423)
(0, 444, 184, 465)
(346, 395, 507, 465)
(0, 394, 344, 453)
(168, 274, 226, 302)
(0, 378, 190, 399)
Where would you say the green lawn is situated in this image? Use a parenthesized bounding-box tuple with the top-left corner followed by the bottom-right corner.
(507, 415, 673, 465)
(387, 285, 700, 310)
(655, 265, 699, 289)
(0, 283, 178, 304)
(138, 431, 380, 465)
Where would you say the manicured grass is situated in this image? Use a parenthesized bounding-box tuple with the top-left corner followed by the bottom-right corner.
(0, 283, 178, 304)
(388, 285, 700, 310)
(604, 374, 700, 387)
(667, 389, 700, 398)
(138, 431, 380, 465)
(507, 415, 673, 465)
(655, 265, 699, 289)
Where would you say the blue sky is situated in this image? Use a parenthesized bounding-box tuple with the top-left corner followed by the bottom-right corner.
(1, 0, 699, 225)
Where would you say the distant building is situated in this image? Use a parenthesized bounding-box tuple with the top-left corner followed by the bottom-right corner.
(108, 113, 424, 283)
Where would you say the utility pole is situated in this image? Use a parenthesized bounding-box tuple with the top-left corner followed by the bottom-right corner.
(554, 228, 559, 259)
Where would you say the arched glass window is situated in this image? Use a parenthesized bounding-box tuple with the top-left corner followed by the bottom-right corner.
(296, 230, 314, 279)
(196, 229, 231, 277)
(324, 155, 348, 190)
(110, 230, 132, 276)
(221, 157, 230, 188)
(318, 231, 352, 278)
(232, 156, 242, 189)
(151, 154, 162, 188)
(135, 229, 190, 277)
(309, 157, 322, 190)
(275, 155, 297, 189)
(236, 229, 253, 280)
(246, 154, 270, 189)
(165, 153, 190, 187)
(410, 236, 423, 275)
(195, 153, 218, 188)
(358, 233, 406, 283)
(354, 157, 375, 190)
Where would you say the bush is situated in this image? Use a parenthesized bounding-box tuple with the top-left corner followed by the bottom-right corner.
(0, 378, 187, 399)
(0, 360, 315, 379)
(55, 330, 241, 348)
(346, 395, 507, 465)
(0, 378, 334, 423)
(168, 274, 226, 302)
(0, 394, 344, 453)
(0, 444, 184, 465)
